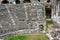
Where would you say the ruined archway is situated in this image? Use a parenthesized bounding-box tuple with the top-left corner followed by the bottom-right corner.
(45, 7, 51, 19)
(45, 0, 52, 19)
(1, 0, 9, 4)
(23, 0, 31, 3)
(38, 0, 40, 2)
(15, 0, 20, 4)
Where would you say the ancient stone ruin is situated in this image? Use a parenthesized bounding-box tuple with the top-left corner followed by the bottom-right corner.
(0, 2, 46, 38)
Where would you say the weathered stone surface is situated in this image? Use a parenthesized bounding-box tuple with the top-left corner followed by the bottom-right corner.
(0, 3, 45, 38)
(26, 5, 37, 21)
(0, 4, 15, 35)
(8, 4, 26, 21)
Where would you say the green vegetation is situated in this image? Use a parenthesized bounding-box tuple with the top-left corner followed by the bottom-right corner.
(46, 21, 56, 30)
(4, 33, 49, 40)
(4, 35, 29, 40)
(46, 16, 51, 19)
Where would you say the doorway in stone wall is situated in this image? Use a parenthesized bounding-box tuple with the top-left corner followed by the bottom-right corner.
(23, 0, 31, 3)
(45, 0, 52, 19)
(1, 0, 9, 4)
(38, 0, 40, 2)
(15, 0, 20, 4)
(45, 7, 51, 19)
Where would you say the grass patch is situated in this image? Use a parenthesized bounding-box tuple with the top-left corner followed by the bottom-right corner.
(46, 21, 56, 30)
(4, 33, 49, 40)
(4, 35, 30, 40)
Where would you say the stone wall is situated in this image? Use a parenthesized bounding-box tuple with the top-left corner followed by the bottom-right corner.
(0, 0, 47, 4)
(0, 2, 46, 38)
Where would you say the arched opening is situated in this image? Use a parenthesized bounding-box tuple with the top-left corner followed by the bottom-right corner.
(15, 0, 20, 4)
(1, 0, 9, 4)
(23, 0, 31, 3)
(45, 0, 51, 19)
(45, 7, 51, 19)
(38, 0, 40, 2)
